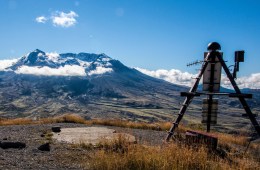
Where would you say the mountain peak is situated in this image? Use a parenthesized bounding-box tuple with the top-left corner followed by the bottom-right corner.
(34, 49, 45, 53)
(23, 49, 46, 65)
(6, 50, 130, 77)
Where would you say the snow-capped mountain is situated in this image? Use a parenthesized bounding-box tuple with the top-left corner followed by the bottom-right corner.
(7, 49, 115, 76)
(0, 49, 187, 120)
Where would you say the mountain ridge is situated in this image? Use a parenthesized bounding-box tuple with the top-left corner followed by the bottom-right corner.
(8, 49, 115, 77)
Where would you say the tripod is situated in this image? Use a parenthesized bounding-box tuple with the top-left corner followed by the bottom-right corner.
(166, 42, 260, 141)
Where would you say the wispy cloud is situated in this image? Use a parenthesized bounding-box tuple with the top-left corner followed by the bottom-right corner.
(222, 73, 260, 89)
(35, 11, 79, 28)
(88, 66, 113, 76)
(15, 65, 86, 76)
(136, 68, 196, 87)
(51, 11, 78, 27)
(35, 16, 47, 23)
(0, 59, 18, 71)
(136, 68, 260, 89)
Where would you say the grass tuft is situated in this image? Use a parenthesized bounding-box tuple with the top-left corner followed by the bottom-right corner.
(0, 117, 33, 126)
(40, 114, 86, 124)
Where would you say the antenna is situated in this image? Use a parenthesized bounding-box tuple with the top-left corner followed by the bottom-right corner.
(186, 60, 204, 67)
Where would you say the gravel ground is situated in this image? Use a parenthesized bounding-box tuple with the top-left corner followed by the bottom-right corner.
(0, 123, 166, 170)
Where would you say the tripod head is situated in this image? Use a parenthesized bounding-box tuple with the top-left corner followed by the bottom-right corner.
(206, 42, 222, 61)
(207, 42, 221, 51)
(186, 42, 221, 67)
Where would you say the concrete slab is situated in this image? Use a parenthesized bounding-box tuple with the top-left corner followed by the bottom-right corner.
(52, 127, 136, 145)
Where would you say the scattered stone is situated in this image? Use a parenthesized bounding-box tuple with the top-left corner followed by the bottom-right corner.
(38, 143, 50, 151)
(52, 126, 61, 133)
(0, 141, 26, 149)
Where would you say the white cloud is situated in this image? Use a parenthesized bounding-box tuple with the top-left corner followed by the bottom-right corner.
(222, 73, 260, 89)
(51, 11, 78, 27)
(136, 68, 196, 87)
(35, 16, 47, 23)
(88, 66, 113, 76)
(15, 65, 86, 76)
(13, 65, 113, 77)
(0, 59, 18, 71)
(136, 68, 260, 89)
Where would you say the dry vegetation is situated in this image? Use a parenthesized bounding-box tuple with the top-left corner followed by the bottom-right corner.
(0, 114, 180, 131)
(80, 134, 259, 170)
(0, 114, 86, 126)
(1, 114, 259, 169)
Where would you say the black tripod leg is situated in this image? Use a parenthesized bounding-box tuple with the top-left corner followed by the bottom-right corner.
(217, 55, 260, 136)
(165, 58, 209, 141)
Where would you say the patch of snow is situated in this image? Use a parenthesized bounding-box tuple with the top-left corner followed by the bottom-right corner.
(104, 62, 112, 67)
(37, 53, 44, 57)
(78, 60, 91, 67)
(102, 57, 111, 62)
(46, 52, 60, 62)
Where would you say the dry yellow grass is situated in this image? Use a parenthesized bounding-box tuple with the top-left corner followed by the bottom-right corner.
(83, 135, 259, 170)
(40, 114, 86, 124)
(87, 119, 167, 130)
(216, 133, 248, 146)
(0, 114, 187, 132)
(0, 117, 33, 126)
(0, 114, 86, 126)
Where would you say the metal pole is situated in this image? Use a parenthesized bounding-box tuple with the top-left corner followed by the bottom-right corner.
(165, 54, 210, 141)
(217, 52, 260, 136)
(207, 52, 216, 132)
(207, 95, 213, 132)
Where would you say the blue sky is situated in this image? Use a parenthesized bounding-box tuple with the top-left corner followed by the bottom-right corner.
(1, 0, 260, 76)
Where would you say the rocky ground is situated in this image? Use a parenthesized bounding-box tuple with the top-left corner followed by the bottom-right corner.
(0, 123, 166, 170)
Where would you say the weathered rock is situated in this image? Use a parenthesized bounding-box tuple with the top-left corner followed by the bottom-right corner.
(38, 143, 50, 151)
(52, 126, 61, 133)
(0, 141, 26, 149)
